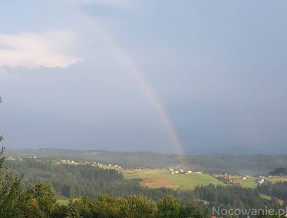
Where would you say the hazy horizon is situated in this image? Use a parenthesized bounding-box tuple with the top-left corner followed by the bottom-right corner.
(1, 0, 287, 155)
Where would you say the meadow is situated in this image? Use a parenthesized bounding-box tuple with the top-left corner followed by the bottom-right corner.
(122, 169, 223, 190)
(121, 168, 287, 191)
(120, 169, 287, 206)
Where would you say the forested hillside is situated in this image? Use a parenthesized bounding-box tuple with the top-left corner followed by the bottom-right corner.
(2, 149, 287, 217)
(6, 148, 287, 175)
(1, 147, 203, 217)
(193, 184, 280, 209)
(269, 168, 287, 176)
(5, 158, 194, 202)
(256, 181, 287, 202)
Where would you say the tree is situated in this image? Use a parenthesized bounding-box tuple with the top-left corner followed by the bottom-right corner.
(157, 195, 181, 218)
(92, 194, 126, 218)
(0, 96, 3, 143)
(67, 196, 92, 218)
(26, 183, 57, 217)
(0, 148, 27, 218)
(179, 204, 202, 218)
(125, 195, 158, 218)
(0, 97, 27, 217)
(25, 196, 45, 218)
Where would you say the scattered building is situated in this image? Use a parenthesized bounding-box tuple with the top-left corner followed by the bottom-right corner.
(258, 176, 265, 184)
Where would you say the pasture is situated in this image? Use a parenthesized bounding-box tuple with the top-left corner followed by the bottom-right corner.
(122, 169, 224, 190)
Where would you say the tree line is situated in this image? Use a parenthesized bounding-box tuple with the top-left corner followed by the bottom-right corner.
(256, 181, 287, 203)
(193, 184, 281, 209)
(5, 158, 195, 203)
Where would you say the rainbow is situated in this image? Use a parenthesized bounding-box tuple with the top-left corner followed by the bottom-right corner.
(95, 24, 189, 169)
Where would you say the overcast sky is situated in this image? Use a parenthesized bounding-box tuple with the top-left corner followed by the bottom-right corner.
(0, 0, 287, 154)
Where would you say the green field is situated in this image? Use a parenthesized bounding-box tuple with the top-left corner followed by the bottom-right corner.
(231, 176, 258, 189)
(166, 173, 223, 189)
(122, 169, 224, 190)
(232, 176, 287, 188)
(57, 199, 70, 205)
(122, 169, 287, 190)
(260, 194, 272, 200)
(266, 176, 287, 183)
(56, 195, 71, 205)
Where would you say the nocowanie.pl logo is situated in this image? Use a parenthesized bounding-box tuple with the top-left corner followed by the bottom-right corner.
(212, 206, 287, 217)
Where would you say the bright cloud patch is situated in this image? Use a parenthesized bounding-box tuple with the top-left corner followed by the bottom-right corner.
(0, 31, 82, 69)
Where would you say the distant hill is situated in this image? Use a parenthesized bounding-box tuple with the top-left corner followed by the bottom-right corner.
(186, 146, 271, 155)
(6, 148, 287, 176)
(6, 148, 183, 168)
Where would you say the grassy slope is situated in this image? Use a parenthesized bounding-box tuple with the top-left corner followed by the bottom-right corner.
(166, 174, 223, 190)
(231, 176, 258, 189)
(266, 176, 287, 183)
(123, 170, 287, 190)
(122, 169, 224, 190)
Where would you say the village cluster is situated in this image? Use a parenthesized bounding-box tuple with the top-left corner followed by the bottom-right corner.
(60, 159, 122, 169)
(213, 173, 270, 185)
(168, 168, 201, 175)
(167, 168, 269, 185)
